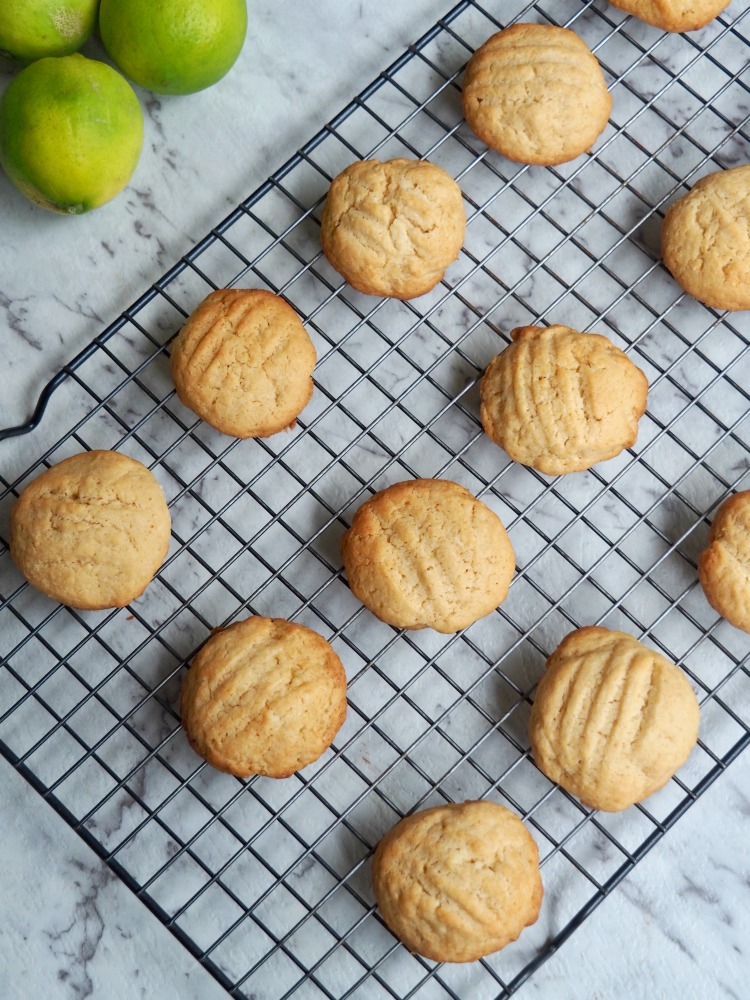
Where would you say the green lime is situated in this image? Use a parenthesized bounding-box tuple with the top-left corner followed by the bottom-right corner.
(99, 0, 247, 96)
(0, 0, 99, 63)
(0, 53, 144, 214)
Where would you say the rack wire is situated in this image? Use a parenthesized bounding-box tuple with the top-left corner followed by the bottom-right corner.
(1, 1, 750, 996)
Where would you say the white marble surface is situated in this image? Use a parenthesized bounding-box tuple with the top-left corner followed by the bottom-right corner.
(2, 750, 748, 1000)
(1, 1, 750, 998)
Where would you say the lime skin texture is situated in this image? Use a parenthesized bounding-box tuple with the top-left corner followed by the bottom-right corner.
(0, 0, 99, 63)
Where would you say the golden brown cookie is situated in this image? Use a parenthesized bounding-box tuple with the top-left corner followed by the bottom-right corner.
(169, 288, 317, 438)
(340, 479, 515, 633)
(462, 24, 612, 166)
(529, 626, 700, 812)
(320, 157, 466, 299)
(9, 450, 171, 610)
(662, 165, 750, 311)
(698, 490, 750, 632)
(372, 800, 543, 962)
(606, 0, 729, 31)
(180, 616, 347, 778)
(479, 324, 648, 475)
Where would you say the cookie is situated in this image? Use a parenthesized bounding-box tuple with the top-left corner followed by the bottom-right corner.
(529, 626, 700, 812)
(462, 24, 612, 166)
(9, 450, 170, 610)
(479, 324, 648, 475)
(170, 288, 317, 438)
(372, 800, 543, 963)
(320, 157, 466, 299)
(662, 165, 750, 311)
(606, 0, 729, 32)
(180, 616, 347, 779)
(340, 478, 515, 633)
(698, 490, 750, 632)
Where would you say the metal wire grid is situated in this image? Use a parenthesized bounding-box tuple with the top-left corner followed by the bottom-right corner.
(1, 0, 750, 997)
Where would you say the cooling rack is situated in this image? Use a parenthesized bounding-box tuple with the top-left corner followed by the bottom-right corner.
(2, 1, 750, 997)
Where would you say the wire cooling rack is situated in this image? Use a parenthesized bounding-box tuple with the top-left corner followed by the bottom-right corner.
(2, 1, 750, 997)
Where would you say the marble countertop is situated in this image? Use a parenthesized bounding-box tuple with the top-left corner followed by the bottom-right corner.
(1, 1, 749, 997)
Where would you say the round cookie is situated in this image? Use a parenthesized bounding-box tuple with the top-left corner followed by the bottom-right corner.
(340, 479, 515, 633)
(320, 157, 466, 299)
(462, 24, 612, 166)
(9, 450, 171, 611)
(372, 800, 543, 962)
(479, 324, 648, 475)
(169, 288, 317, 438)
(606, 0, 729, 32)
(180, 616, 347, 779)
(529, 626, 700, 812)
(662, 165, 750, 311)
(698, 490, 750, 632)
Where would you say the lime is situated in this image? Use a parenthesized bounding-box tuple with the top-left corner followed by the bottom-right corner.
(0, 54, 144, 214)
(99, 0, 248, 96)
(0, 0, 98, 63)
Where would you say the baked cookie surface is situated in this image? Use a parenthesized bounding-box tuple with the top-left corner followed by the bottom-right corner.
(9, 450, 171, 610)
(170, 288, 317, 438)
(479, 324, 648, 475)
(462, 24, 611, 165)
(606, 0, 729, 32)
(320, 157, 466, 299)
(662, 165, 750, 311)
(529, 626, 700, 812)
(372, 800, 543, 963)
(340, 478, 515, 633)
(698, 490, 750, 632)
(180, 616, 347, 779)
